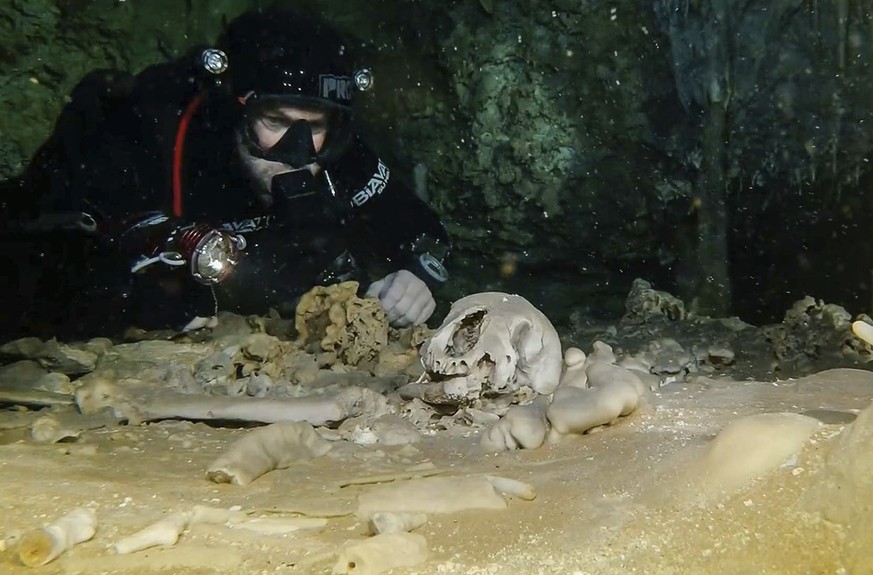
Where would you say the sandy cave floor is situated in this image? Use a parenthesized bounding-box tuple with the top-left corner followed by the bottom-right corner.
(2, 364, 872, 575)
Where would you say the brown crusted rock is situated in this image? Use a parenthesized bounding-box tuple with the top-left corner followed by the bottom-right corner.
(295, 282, 388, 366)
(624, 278, 686, 322)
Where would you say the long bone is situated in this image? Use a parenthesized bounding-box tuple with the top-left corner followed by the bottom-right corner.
(75, 379, 388, 427)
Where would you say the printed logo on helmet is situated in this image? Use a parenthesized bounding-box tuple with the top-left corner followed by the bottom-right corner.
(319, 75, 353, 102)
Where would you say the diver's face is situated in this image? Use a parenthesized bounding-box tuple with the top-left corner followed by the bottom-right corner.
(251, 105, 328, 154)
(238, 105, 328, 205)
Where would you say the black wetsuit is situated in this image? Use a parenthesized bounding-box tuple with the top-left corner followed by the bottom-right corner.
(0, 57, 449, 339)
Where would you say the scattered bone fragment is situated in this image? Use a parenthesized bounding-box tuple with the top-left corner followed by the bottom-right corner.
(355, 475, 511, 519)
(0, 410, 42, 431)
(547, 380, 643, 436)
(34, 339, 98, 375)
(548, 359, 646, 437)
(340, 414, 422, 446)
(110, 505, 327, 555)
(74, 379, 135, 417)
(113, 511, 192, 554)
(586, 341, 617, 365)
(459, 407, 501, 427)
(228, 517, 327, 535)
(28, 407, 117, 444)
(206, 421, 332, 486)
(333, 533, 428, 575)
(647, 338, 694, 375)
(17, 507, 97, 566)
(189, 505, 248, 525)
(480, 396, 550, 451)
(559, 347, 588, 388)
(482, 342, 646, 450)
(368, 512, 427, 535)
(30, 414, 82, 443)
(484, 475, 537, 501)
(586, 360, 646, 394)
(0, 360, 76, 408)
(851, 320, 873, 346)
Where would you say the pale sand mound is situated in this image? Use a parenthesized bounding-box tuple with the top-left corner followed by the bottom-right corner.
(692, 411, 822, 501)
(801, 400, 873, 574)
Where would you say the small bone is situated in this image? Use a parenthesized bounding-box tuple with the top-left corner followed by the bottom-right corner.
(30, 414, 83, 444)
(559, 347, 588, 388)
(485, 475, 537, 501)
(547, 365, 644, 436)
(355, 476, 508, 519)
(587, 340, 617, 364)
(206, 421, 332, 486)
(17, 507, 97, 566)
(397, 381, 466, 405)
(852, 320, 873, 346)
(585, 362, 646, 412)
(229, 517, 327, 535)
(189, 505, 248, 525)
(480, 396, 550, 451)
(113, 511, 192, 554)
(333, 533, 429, 575)
(368, 512, 428, 535)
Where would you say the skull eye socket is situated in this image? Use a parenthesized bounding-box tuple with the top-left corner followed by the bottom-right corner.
(449, 309, 487, 355)
(510, 321, 531, 350)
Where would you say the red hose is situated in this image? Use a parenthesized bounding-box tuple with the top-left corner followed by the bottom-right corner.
(172, 91, 207, 218)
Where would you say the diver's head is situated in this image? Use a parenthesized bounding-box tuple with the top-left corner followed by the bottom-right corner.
(214, 8, 372, 169)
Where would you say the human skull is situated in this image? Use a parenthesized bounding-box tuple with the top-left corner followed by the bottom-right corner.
(420, 292, 563, 402)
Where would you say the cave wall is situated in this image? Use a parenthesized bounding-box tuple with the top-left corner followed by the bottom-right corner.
(0, 0, 259, 176)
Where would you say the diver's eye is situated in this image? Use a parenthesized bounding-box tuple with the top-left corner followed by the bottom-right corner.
(259, 117, 288, 132)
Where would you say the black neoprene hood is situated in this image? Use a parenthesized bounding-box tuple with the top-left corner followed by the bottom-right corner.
(217, 8, 355, 111)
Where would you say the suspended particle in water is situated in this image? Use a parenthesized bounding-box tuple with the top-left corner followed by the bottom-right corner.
(499, 253, 519, 278)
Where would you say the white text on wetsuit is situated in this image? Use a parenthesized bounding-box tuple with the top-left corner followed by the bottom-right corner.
(351, 160, 390, 207)
(220, 214, 274, 234)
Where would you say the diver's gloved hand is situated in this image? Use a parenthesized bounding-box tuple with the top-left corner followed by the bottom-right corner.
(366, 270, 435, 327)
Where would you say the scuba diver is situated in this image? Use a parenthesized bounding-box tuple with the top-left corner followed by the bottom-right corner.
(0, 7, 451, 340)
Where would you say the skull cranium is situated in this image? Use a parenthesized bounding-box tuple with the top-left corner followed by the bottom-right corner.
(419, 292, 563, 402)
